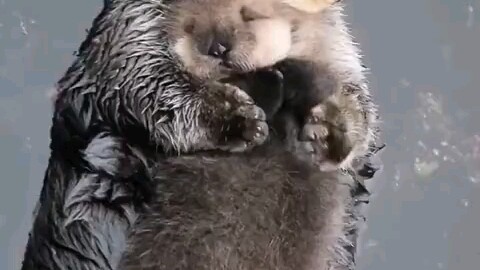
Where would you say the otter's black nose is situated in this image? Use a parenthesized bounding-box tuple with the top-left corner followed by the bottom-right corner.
(207, 41, 229, 58)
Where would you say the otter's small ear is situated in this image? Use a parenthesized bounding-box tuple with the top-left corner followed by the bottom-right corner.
(241, 6, 269, 22)
(281, 0, 339, 13)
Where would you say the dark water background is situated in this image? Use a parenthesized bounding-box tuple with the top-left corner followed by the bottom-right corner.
(1, 0, 479, 269)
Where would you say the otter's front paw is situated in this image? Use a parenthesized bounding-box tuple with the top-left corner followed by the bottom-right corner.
(209, 82, 269, 152)
(299, 103, 353, 171)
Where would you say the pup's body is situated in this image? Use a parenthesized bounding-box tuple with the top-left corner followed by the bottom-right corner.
(171, 0, 379, 170)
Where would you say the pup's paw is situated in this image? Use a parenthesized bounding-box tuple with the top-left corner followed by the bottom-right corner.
(299, 102, 353, 171)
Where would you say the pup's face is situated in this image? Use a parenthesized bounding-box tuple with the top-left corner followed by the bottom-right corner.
(166, 0, 293, 81)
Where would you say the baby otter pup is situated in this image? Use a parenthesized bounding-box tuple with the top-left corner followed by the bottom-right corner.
(168, 0, 378, 170)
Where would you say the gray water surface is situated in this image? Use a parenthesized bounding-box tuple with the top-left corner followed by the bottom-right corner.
(1, 1, 479, 269)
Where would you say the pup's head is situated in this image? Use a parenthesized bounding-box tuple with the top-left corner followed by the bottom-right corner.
(165, 0, 293, 81)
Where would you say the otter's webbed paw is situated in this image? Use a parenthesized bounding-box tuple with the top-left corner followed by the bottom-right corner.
(204, 82, 269, 153)
(299, 102, 353, 171)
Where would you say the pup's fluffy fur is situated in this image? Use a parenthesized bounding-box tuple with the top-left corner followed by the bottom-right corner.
(21, 0, 378, 269)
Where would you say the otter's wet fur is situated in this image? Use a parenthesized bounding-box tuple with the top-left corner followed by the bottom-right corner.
(20, 0, 378, 269)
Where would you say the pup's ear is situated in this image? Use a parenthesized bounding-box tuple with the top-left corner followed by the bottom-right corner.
(281, 0, 339, 13)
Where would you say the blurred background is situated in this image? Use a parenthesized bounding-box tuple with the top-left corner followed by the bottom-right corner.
(1, 0, 479, 269)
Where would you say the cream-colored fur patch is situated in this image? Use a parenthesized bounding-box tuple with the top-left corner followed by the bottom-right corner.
(248, 18, 292, 68)
(281, 0, 336, 13)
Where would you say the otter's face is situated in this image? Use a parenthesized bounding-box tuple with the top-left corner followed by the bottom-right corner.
(166, 0, 292, 81)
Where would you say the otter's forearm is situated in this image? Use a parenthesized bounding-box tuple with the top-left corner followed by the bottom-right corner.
(94, 56, 213, 153)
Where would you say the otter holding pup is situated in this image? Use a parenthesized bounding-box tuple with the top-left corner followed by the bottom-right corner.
(21, 0, 382, 269)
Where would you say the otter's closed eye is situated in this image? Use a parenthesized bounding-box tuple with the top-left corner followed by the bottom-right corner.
(240, 6, 268, 22)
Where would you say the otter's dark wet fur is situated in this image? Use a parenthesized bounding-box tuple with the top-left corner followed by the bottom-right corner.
(20, 0, 380, 269)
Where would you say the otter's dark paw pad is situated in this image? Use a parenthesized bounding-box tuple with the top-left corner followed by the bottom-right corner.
(219, 84, 269, 152)
(299, 103, 353, 171)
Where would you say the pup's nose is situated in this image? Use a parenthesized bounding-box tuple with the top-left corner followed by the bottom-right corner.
(207, 41, 229, 58)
